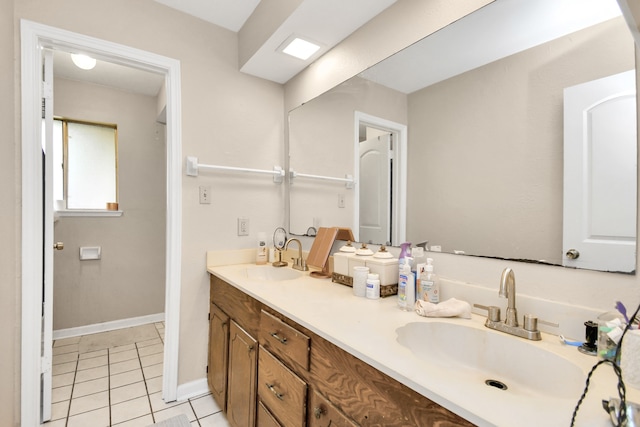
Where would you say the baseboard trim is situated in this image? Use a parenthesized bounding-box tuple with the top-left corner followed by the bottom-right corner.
(53, 313, 165, 340)
(176, 378, 209, 402)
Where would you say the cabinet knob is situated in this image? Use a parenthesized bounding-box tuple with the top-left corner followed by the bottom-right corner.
(314, 406, 326, 419)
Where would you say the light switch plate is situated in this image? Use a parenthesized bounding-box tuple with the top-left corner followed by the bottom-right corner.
(199, 186, 212, 204)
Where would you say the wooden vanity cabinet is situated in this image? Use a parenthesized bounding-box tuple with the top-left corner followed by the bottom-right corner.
(207, 302, 229, 410)
(209, 274, 475, 427)
(226, 320, 258, 427)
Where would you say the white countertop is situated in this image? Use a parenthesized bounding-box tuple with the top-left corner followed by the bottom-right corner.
(208, 262, 638, 427)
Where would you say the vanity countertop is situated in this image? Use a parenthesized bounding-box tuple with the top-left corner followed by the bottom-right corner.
(207, 262, 638, 427)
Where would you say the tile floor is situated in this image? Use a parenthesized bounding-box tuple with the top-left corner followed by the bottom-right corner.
(44, 322, 230, 427)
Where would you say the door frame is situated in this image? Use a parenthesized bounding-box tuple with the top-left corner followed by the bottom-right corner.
(354, 111, 407, 246)
(20, 20, 183, 426)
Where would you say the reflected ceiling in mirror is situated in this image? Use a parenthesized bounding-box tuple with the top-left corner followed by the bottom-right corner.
(288, 0, 637, 273)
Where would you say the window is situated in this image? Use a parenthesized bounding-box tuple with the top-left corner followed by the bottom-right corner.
(53, 118, 118, 210)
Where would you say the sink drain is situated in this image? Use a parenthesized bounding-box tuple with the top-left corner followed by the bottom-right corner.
(485, 379, 508, 390)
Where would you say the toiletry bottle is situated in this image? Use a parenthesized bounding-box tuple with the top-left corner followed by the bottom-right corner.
(398, 242, 411, 267)
(398, 258, 415, 311)
(419, 258, 440, 303)
(411, 247, 426, 281)
(256, 232, 267, 265)
(365, 273, 380, 299)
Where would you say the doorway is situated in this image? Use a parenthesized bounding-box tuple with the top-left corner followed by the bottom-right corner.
(354, 111, 407, 246)
(21, 20, 183, 426)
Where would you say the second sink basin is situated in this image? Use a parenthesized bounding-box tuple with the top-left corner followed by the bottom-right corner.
(396, 321, 585, 399)
(245, 265, 302, 282)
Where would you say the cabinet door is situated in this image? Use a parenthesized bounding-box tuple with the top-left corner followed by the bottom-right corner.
(257, 401, 281, 427)
(227, 320, 258, 427)
(208, 302, 230, 410)
(308, 389, 358, 427)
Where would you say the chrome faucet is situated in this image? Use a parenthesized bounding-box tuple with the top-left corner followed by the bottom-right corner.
(499, 268, 518, 327)
(285, 238, 308, 271)
(474, 268, 541, 341)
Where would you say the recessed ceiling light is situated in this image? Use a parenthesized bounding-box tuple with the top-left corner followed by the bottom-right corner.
(280, 37, 321, 60)
(71, 53, 96, 70)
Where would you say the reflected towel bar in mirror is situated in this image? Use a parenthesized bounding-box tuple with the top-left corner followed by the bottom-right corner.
(289, 169, 354, 189)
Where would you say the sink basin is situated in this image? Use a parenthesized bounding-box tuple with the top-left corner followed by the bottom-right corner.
(245, 265, 302, 282)
(396, 321, 585, 398)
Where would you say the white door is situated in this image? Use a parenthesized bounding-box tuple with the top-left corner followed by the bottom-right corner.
(359, 134, 392, 244)
(41, 48, 55, 423)
(563, 70, 637, 272)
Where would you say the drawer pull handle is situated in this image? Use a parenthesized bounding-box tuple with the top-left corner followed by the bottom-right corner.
(266, 383, 284, 400)
(270, 332, 288, 344)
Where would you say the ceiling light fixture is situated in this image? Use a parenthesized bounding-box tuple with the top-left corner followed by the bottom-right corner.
(279, 36, 321, 60)
(71, 53, 97, 70)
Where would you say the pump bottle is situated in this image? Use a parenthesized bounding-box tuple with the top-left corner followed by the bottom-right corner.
(398, 258, 415, 311)
(419, 258, 440, 303)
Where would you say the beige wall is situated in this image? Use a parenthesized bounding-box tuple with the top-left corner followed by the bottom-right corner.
(289, 76, 407, 234)
(7, 0, 285, 423)
(52, 77, 166, 330)
(1, 0, 18, 424)
(407, 17, 634, 263)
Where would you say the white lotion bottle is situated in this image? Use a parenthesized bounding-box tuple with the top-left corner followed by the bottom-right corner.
(365, 273, 380, 299)
(256, 232, 267, 265)
(398, 258, 415, 311)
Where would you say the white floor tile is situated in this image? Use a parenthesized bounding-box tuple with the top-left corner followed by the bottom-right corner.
(51, 385, 72, 404)
(138, 342, 163, 356)
(69, 390, 109, 416)
(111, 368, 144, 388)
(153, 402, 197, 423)
(54, 336, 81, 347)
(110, 381, 147, 405)
(53, 352, 78, 365)
(112, 414, 154, 426)
(110, 343, 137, 354)
(143, 362, 164, 379)
(148, 391, 181, 412)
(190, 393, 220, 419)
(77, 354, 108, 370)
(52, 361, 77, 376)
(111, 395, 152, 425)
(74, 365, 109, 383)
(52, 372, 75, 388)
(110, 348, 139, 364)
(50, 400, 69, 421)
(66, 406, 110, 427)
(72, 376, 109, 398)
(40, 418, 66, 427)
(146, 376, 163, 394)
(53, 343, 79, 355)
(111, 358, 142, 375)
(197, 411, 231, 427)
(137, 338, 162, 349)
(140, 352, 163, 367)
(78, 348, 107, 360)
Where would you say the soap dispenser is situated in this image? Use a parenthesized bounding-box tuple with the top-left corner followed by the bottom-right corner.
(398, 257, 415, 311)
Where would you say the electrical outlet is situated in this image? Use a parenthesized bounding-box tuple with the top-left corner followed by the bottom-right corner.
(237, 217, 249, 236)
(199, 186, 212, 204)
(338, 193, 345, 208)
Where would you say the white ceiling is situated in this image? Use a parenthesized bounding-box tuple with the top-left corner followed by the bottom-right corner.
(154, 0, 261, 32)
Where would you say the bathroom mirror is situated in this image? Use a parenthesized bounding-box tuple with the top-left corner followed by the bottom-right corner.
(288, 0, 638, 273)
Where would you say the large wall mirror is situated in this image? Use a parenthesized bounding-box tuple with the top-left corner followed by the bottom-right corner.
(288, 0, 638, 273)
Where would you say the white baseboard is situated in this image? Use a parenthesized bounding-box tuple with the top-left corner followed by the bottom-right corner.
(53, 313, 165, 340)
(176, 378, 209, 402)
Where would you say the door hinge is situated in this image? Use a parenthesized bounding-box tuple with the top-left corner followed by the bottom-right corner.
(41, 356, 51, 374)
(206, 365, 208, 374)
(208, 312, 210, 321)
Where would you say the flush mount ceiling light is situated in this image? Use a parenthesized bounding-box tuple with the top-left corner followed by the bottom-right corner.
(70, 53, 97, 70)
(279, 35, 321, 60)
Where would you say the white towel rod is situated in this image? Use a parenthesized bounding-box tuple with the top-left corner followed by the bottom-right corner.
(290, 169, 354, 189)
(186, 156, 284, 183)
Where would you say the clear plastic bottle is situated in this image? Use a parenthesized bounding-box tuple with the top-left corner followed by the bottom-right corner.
(419, 258, 440, 303)
(398, 258, 415, 311)
(256, 232, 267, 265)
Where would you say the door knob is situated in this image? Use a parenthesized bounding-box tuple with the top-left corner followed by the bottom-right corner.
(565, 249, 579, 259)
(53, 242, 64, 250)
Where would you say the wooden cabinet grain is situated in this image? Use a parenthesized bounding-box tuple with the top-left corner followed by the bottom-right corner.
(208, 302, 229, 410)
(209, 274, 475, 427)
(226, 320, 258, 427)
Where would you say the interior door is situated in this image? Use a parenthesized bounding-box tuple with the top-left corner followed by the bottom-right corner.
(41, 48, 54, 423)
(359, 133, 392, 245)
(563, 70, 637, 272)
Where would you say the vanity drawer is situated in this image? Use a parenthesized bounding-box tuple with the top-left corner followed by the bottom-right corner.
(260, 310, 310, 371)
(258, 347, 307, 427)
(308, 389, 357, 427)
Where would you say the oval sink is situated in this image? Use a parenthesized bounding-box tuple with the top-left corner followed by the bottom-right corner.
(245, 265, 302, 282)
(396, 321, 585, 398)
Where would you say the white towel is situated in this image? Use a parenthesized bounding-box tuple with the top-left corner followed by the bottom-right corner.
(414, 298, 472, 319)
